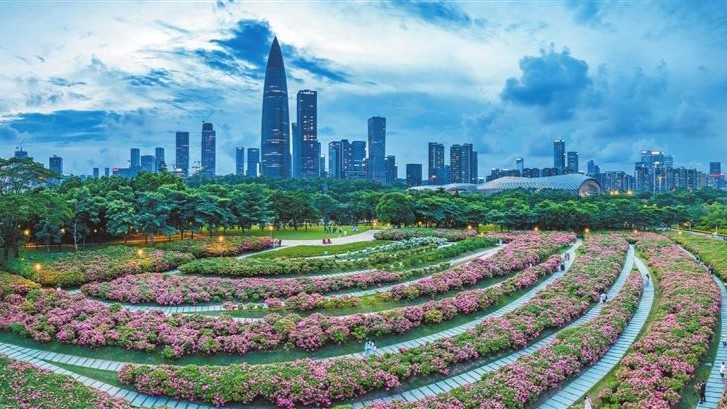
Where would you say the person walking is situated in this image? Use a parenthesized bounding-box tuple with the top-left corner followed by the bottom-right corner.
(698, 380, 707, 404)
(721, 334, 726, 349)
(584, 395, 593, 409)
(364, 339, 371, 356)
(370, 340, 378, 356)
(645, 273, 650, 286)
(721, 361, 725, 383)
(600, 292, 606, 304)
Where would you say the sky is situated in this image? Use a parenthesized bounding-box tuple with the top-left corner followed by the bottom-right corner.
(0, 0, 726, 177)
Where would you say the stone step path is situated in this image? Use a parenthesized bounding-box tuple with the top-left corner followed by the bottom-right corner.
(0, 343, 217, 409)
(341, 240, 582, 362)
(539, 254, 654, 408)
(353, 244, 634, 407)
(704, 275, 727, 407)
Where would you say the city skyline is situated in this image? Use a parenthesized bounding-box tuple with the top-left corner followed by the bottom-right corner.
(0, 2, 725, 176)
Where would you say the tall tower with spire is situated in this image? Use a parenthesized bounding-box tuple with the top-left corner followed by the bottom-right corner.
(260, 36, 291, 178)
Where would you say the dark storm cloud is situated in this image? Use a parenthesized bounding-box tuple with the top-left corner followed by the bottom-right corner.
(501, 47, 591, 122)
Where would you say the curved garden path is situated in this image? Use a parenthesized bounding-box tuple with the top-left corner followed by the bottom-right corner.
(537, 254, 654, 408)
(340, 239, 582, 361)
(352, 243, 635, 407)
(84, 244, 504, 315)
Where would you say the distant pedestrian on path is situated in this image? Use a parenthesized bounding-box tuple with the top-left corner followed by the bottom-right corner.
(364, 339, 371, 356)
(645, 273, 650, 286)
(722, 335, 726, 348)
(721, 361, 725, 383)
(600, 292, 607, 304)
(584, 395, 593, 409)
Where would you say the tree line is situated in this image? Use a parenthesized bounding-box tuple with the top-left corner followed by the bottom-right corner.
(1, 156, 726, 266)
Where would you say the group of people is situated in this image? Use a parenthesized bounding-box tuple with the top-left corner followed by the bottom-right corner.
(321, 238, 334, 244)
(364, 339, 378, 356)
(324, 223, 345, 234)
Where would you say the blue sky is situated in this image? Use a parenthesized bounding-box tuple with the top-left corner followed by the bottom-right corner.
(0, 1, 725, 177)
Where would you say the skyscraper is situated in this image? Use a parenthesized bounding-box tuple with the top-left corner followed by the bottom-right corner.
(140, 155, 155, 173)
(175, 131, 190, 178)
(368, 116, 386, 184)
(566, 151, 579, 174)
(319, 155, 326, 177)
(93, 167, 100, 179)
(515, 158, 524, 175)
(104, 168, 110, 177)
(130, 148, 141, 168)
(428, 142, 445, 185)
(295, 90, 319, 178)
(351, 141, 367, 176)
(155, 147, 165, 173)
(261, 36, 291, 178)
(246, 148, 260, 177)
(553, 139, 565, 173)
(385, 155, 397, 184)
(49, 155, 63, 176)
(235, 147, 245, 176)
(328, 141, 343, 179)
(450, 144, 463, 183)
(200, 122, 216, 177)
(291, 122, 298, 176)
(406, 164, 422, 187)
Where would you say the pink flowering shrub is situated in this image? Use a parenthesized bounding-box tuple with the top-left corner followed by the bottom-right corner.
(0, 272, 39, 296)
(377, 271, 644, 408)
(0, 353, 132, 409)
(155, 236, 275, 257)
(119, 234, 628, 407)
(374, 228, 478, 241)
(597, 233, 720, 408)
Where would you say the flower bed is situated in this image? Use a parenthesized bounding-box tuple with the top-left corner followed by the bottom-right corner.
(597, 233, 720, 408)
(333, 237, 448, 260)
(0, 234, 566, 360)
(374, 228, 477, 242)
(377, 270, 644, 408)
(154, 236, 275, 258)
(118, 234, 627, 408)
(8, 246, 195, 287)
(178, 236, 497, 278)
(0, 354, 132, 409)
(0, 271, 39, 296)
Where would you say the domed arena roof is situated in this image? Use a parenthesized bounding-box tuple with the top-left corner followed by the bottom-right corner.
(477, 174, 602, 196)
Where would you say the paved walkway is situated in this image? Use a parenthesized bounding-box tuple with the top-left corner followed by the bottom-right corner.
(88, 245, 503, 316)
(0, 343, 216, 409)
(342, 240, 582, 361)
(353, 244, 634, 407)
(704, 275, 727, 407)
(539, 253, 654, 408)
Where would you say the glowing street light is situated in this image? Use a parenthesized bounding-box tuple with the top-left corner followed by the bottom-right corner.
(34, 263, 41, 272)
(584, 228, 590, 234)
(137, 249, 144, 257)
(23, 229, 30, 237)
(218, 236, 225, 242)
(534, 226, 539, 232)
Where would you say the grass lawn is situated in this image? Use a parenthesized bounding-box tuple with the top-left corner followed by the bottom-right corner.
(247, 240, 390, 259)
(240, 224, 373, 240)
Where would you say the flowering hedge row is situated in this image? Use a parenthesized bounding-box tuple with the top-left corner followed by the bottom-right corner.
(388, 232, 573, 301)
(154, 236, 275, 258)
(178, 236, 496, 278)
(374, 228, 478, 242)
(332, 237, 448, 260)
(0, 235, 562, 359)
(597, 234, 720, 407)
(377, 270, 644, 408)
(0, 271, 39, 296)
(670, 232, 727, 281)
(118, 234, 627, 407)
(9, 246, 195, 287)
(81, 236, 499, 306)
(0, 354, 132, 409)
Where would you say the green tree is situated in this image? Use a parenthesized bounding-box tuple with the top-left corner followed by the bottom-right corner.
(376, 192, 416, 226)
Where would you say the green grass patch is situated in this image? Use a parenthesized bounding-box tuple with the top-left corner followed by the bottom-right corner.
(240, 224, 372, 240)
(247, 240, 390, 259)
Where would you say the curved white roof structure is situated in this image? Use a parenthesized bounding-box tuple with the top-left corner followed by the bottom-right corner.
(477, 174, 602, 196)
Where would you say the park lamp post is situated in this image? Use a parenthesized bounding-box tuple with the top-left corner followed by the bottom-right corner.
(534, 226, 539, 232)
(584, 228, 590, 235)
(218, 236, 225, 243)
(137, 248, 144, 257)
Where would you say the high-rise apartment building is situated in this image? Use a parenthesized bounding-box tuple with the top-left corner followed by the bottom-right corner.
(328, 141, 343, 179)
(406, 164, 422, 187)
(104, 168, 110, 177)
(49, 155, 63, 176)
(295, 90, 319, 178)
(385, 155, 397, 184)
(140, 155, 155, 173)
(515, 158, 524, 175)
(130, 148, 141, 168)
(450, 143, 477, 183)
(428, 142, 445, 185)
(175, 131, 190, 178)
(566, 151, 579, 174)
(235, 147, 245, 176)
(351, 141, 367, 175)
(155, 147, 165, 173)
(261, 37, 291, 178)
(553, 139, 565, 173)
(246, 148, 260, 177)
(200, 122, 216, 177)
(367, 116, 386, 183)
(92, 167, 100, 179)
